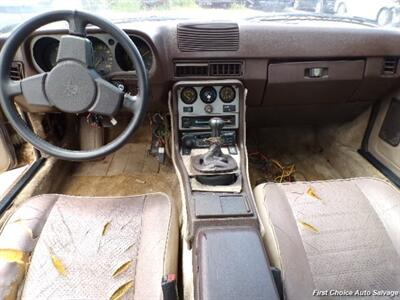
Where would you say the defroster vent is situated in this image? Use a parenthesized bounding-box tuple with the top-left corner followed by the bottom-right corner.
(177, 23, 239, 52)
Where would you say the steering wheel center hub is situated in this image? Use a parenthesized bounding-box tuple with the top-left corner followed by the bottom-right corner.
(45, 61, 96, 113)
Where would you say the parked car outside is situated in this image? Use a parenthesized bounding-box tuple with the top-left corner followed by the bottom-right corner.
(245, 0, 295, 11)
(195, 0, 236, 8)
(293, 0, 337, 14)
(141, 0, 169, 8)
(334, 0, 399, 26)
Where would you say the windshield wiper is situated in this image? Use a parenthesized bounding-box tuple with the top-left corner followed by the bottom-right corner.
(247, 13, 377, 28)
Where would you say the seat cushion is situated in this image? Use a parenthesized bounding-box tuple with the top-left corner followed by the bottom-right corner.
(0, 193, 178, 300)
(254, 178, 400, 300)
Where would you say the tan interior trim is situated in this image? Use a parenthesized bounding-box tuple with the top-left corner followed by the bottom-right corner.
(369, 95, 400, 177)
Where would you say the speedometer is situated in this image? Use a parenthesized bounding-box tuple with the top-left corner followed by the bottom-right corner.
(89, 37, 113, 75)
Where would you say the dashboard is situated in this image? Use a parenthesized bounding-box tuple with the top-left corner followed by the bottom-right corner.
(6, 19, 400, 125)
(30, 33, 153, 76)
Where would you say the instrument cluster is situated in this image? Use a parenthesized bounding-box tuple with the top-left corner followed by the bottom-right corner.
(31, 33, 153, 76)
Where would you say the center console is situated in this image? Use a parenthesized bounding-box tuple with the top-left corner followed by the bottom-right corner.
(176, 82, 242, 189)
(170, 80, 280, 300)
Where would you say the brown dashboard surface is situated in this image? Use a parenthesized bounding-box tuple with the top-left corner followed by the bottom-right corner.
(4, 20, 400, 124)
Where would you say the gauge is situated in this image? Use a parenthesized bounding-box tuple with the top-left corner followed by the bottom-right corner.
(115, 36, 153, 71)
(219, 86, 236, 103)
(181, 87, 197, 104)
(89, 37, 113, 75)
(32, 37, 60, 72)
(200, 86, 217, 104)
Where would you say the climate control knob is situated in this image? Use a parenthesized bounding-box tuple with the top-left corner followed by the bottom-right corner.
(204, 104, 213, 113)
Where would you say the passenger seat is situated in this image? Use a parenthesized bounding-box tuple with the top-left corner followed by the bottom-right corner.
(254, 178, 400, 300)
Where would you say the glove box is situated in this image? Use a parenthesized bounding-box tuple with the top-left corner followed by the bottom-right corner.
(264, 60, 365, 105)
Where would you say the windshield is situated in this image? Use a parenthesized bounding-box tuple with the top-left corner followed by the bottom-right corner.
(1, 0, 400, 33)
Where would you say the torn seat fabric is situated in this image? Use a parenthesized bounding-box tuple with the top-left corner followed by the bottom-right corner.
(254, 178, 400, 300)
(0, 193, 178, 300)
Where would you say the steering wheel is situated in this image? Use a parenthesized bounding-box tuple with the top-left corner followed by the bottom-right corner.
(0, 10, 149, 161)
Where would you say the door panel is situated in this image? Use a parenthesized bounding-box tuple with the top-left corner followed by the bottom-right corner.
(364, 97, 400, 183)
(0, 111, 17, 173)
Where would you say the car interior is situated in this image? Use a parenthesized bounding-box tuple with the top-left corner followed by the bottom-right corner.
(0, 4, 399, 300)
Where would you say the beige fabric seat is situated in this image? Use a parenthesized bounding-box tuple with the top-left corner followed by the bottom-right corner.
(0, 193, 178, 300)
(254, 178, 400, 300)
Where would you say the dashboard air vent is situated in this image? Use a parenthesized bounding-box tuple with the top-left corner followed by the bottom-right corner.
(210, 62, 242, 76)
(174, 61, 243, 77)
(9, 61, 24, 81)
(177, 23, 239, 52)
(382, 57, 399, 75)
(175, 63, 209, 77)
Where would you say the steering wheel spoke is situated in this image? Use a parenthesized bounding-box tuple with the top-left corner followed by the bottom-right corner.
(56, 35, 93, 67)
(123, 94, 139, 113)
(89, 78, 124, 116)
(20, 73, 52, 108)
(6, 80, 22, 97)
(67, 13, 88, 36)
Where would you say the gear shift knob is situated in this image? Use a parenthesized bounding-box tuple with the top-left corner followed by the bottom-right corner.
(209, 117, 225, 138)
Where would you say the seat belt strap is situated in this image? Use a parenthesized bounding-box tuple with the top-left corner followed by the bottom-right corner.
(162, 274, 179, 300)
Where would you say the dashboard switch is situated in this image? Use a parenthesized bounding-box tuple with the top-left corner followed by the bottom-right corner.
(223, 105, 236, 112)
(182, 117, 191, 128)
(183, 106, 193, 113)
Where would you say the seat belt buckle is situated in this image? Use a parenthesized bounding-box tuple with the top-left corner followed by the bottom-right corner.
(162, 274, 179, 300)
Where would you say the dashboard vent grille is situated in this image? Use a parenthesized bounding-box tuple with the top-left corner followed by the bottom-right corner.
(210, 62, 242, 76)
(174, 61, 243, 77)
(177, 23, 239, 52)
(175, 63, 209, 77)
(382, 57, 399, 75)
(9, 61, 24, 81)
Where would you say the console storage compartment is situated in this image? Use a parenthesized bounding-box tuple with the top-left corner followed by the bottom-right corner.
(194, 193, 252, 218)
(195, 227, 280, 300)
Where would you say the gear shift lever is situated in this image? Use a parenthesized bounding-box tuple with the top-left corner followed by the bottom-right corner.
(190, 117, 238, 173)
(210, 117, 225, 138)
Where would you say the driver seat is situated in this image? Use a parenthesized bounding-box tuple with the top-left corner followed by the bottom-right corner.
(0, 193, 178, 300)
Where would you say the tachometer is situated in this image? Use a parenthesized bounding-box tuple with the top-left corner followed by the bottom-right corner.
(89, 37, 113, 75)
(115, 36, 153, 71)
